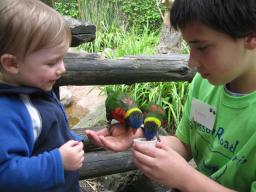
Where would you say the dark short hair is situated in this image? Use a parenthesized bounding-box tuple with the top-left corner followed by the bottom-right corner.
(171, 0, 256, 38)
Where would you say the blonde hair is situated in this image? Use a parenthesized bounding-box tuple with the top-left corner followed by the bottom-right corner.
(0, 0, 71, 60)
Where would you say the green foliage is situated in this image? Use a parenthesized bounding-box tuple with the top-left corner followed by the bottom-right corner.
(54, 0, 79, 18)
(119, 0, 165, 33)
(79, 0, 125, 33)
(181, 40, 190, 54)
(78, 0, 164, 34)
(78, 25, 159, 57)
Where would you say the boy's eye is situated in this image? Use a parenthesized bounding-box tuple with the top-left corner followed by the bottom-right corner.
(196, 46, 208, 52)
(47, 62, 56, 66)
(189, 43, 209, 53)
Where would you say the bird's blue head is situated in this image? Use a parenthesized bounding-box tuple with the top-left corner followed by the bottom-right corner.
(125, 108, 143, 131)
(143, 121, 158, 140)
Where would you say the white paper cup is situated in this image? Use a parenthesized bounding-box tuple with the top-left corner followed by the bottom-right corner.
(133, 137, 157, 148)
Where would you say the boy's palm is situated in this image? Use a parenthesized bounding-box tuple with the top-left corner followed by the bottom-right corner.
(86, 124, 142, 152)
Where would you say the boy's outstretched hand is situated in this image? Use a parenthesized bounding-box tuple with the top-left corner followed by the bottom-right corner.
(85, 123, 143, 152)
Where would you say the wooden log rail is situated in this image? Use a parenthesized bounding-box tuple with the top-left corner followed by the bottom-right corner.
(65, 54, 195, 179)
(80, 149, 136, 179)
(57, 52, 194, 86)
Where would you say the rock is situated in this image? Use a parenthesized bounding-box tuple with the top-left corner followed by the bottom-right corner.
(101, 170, 171, 192)
(60, 85, 107, 128)
(60, 86, 72, 107)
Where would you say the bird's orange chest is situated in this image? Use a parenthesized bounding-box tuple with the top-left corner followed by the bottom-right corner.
(111, 107, 126, 124)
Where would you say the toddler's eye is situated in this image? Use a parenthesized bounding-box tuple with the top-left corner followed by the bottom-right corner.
(46, 57, 63, 66)
(47, 59, 60, 66)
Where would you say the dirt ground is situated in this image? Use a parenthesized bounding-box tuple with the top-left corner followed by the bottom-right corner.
(79, 178, 108, 192)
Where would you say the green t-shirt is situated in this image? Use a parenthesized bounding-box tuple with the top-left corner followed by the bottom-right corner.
(176, 73, 256, 191)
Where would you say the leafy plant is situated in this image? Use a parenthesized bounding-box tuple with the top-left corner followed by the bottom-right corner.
(54, 0, 79, 18)
(78, 0, 164, 34)
(181, 40, 190, 54)
(119, 0, 165, 34)
(78, 25, 159, 57)
(78, 0, 125, 33)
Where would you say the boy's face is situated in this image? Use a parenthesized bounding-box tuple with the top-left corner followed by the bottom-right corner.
(182, 23, 250, 86)
(15, 45, 67, 91)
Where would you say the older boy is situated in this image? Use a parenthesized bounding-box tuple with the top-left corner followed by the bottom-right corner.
(86, 0, 256, 191)
(0, 0, 84, 191)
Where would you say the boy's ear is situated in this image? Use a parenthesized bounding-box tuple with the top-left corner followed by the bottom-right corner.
(0, 54, 19, 74)
(244, 32, 256, 50)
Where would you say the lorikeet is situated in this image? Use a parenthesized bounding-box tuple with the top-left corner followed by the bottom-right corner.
(105, 90, 143, 135)
(141, 103, 167, 141)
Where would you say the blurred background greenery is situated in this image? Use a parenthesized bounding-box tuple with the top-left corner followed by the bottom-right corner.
(53, 0, 190, 133)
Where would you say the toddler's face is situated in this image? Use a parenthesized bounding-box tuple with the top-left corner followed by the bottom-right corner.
(16, 45, 68, 91)
(181, 23, 248, 86)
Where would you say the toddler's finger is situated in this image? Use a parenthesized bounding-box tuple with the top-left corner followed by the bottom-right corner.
(66, 140, 79, 147)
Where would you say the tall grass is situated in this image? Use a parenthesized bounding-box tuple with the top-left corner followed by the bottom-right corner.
(79, 25, 159, 57)
(78, 0, 126, 33)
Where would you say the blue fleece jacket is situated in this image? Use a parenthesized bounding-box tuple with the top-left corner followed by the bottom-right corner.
(0, 84, 83, 192)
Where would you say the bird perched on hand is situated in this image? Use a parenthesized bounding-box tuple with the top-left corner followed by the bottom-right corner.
(141, 103, 167, 141)
(105, 90, 143, 135)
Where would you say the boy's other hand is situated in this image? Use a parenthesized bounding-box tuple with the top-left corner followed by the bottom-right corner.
(132, 141, 193, 189)
(59, 140, 84, 171)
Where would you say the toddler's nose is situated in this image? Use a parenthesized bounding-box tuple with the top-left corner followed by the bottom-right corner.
(56, 60, 66, 76)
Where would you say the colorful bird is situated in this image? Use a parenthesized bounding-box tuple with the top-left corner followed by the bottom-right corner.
(141, 103, 167, 141)
(105, 90, 143, 135)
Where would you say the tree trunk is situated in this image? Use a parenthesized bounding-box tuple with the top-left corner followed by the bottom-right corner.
(156, 0, 182, 54)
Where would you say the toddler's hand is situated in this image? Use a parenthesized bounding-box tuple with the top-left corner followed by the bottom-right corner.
(59, 140, 84, 171)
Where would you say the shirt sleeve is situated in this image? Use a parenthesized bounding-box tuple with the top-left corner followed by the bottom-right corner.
(70, 130, 88, 142)
(251, 181, 256, 192)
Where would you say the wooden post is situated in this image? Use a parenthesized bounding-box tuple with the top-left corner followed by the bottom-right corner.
(156, 0, 182, 54)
